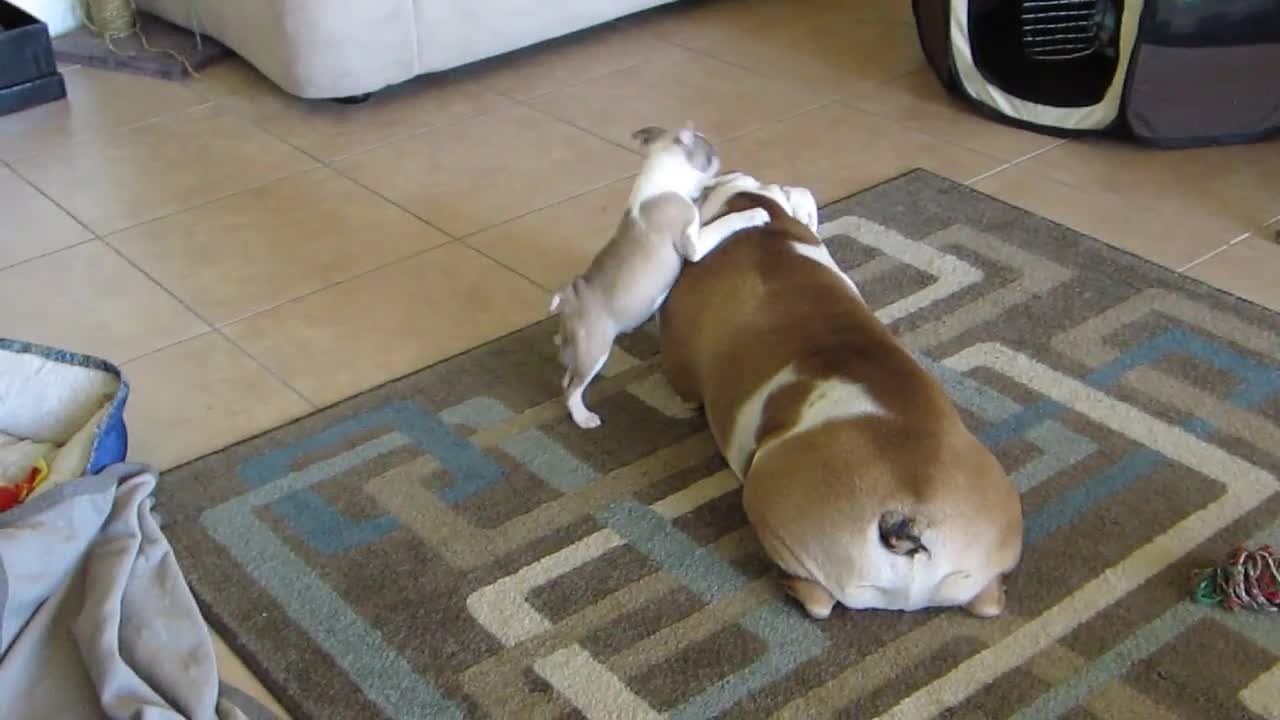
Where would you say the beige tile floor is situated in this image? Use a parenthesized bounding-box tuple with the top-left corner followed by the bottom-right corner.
(2, 0, 1276, 714)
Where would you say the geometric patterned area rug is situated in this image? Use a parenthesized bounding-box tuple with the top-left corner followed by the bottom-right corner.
(156, 170, 1280, 719)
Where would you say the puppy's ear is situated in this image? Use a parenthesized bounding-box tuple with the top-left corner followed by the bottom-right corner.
(631, 126, 667, 146)
(675, 121, 696, 147)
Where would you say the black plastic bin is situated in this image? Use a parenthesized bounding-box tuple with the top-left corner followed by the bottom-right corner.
(0, 0, 66, 117)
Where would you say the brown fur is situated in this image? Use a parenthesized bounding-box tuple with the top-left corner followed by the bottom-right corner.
(659, 191, 1023, 619)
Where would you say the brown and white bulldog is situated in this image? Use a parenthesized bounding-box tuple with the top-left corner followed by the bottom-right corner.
(658, 174, 1024, 620)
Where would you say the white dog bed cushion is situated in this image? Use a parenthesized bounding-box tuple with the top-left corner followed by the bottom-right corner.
(0, 339, 129, 504)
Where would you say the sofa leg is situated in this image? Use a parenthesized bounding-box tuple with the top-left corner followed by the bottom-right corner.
(332, 93, 372, 105)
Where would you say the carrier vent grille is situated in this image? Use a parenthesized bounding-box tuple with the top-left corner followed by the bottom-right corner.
(1020, 0, 1102, 60)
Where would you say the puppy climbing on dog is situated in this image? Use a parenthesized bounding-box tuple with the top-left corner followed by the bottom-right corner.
(550, 124, 770, 429)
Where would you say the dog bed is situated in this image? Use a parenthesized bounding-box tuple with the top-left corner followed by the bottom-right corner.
(0, 339, 128, 509)
(912, 0, 1280, 147)
(0, 340, 274, 718)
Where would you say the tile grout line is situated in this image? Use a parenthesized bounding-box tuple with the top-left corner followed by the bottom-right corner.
(4, 153, 99, 239)
(1176, 232, 1253, 273)
(1, 99, 217, 166)
(965, 162, 1012, 185)
(456, 173, 637, 239)
(0, 238, 99, 274)
(966, 138, 1069, 185)
(618, 29, 779, 87)
(323, 164, 460, 241)
(200, 239, 479, 328)
(2, 96, 312, 400)
(6, 97, 335, 251)
(1011, 137, 1071, 163)
(210, 326, 318, 409)
(315, 99, 516, 165)
(99, 242, 319, 409)
(24, 88, 500, 256)
(507, 96, 644, 157)
(641, 13, 921, 105)
(101, 163, 322, 236)
(501, 25, 844, 157)
(484, 20, 679, 106)
(464, 243, 562, 295)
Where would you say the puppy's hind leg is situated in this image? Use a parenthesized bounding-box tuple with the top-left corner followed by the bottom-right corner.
(564, 330, 613, 429)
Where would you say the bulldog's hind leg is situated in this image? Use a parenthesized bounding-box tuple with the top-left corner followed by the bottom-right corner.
(964, 576, 1006, 618)
(657, 318, 702, 409)
(782, 576, 838, 620)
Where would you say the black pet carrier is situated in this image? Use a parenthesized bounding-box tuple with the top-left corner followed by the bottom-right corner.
(913, 0, 1280, 148)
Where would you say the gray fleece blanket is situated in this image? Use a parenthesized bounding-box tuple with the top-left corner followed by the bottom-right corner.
(0, 463, 277, 720)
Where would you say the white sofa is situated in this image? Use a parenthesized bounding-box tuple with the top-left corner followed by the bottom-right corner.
(137, 0, 678, 100)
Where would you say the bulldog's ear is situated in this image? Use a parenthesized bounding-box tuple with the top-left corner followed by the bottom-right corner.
(631, 126, 667, 146)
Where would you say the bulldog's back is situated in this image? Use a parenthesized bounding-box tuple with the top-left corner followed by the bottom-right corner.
(658, 191, 1022, 618)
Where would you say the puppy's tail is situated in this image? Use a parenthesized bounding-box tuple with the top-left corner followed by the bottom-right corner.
(879, 510, 928, 556)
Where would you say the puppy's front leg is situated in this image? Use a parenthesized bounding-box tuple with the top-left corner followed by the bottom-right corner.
(677, 208, 771, 262)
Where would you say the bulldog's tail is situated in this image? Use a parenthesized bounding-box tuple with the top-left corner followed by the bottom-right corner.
(879, 510, 928, 556)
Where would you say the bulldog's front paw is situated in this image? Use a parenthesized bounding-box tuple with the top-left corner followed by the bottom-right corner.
(783, 186, 819, 233)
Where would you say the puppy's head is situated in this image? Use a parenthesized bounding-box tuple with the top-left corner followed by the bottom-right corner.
(631, 122, 721, 184)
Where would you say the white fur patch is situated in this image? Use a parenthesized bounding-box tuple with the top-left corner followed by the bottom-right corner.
(727, 365, 889, 478)
(725, 365, 800, 478)
(758, 377, 888, 461)
(789, 241, 863, 300)
(833, 537, 984, 613)
(629, 150, 708, 215)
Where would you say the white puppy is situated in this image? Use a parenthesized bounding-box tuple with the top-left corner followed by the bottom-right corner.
(550, 125, 771, 429)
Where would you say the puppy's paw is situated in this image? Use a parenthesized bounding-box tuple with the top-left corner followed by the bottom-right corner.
(740, 206, 771, 230)
(571, 409, 602, 429)
(674, 224, 699, 260)
(567, 393, 603, 429)
(713, 171, 749, 186)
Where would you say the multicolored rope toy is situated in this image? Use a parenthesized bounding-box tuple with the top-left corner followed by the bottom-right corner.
(1191, 545, 1280, 612)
